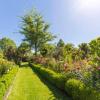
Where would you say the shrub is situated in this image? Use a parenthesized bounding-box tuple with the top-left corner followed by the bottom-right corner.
(0, 50, 4, 59)
(0, 58, 15, 76)
(65, 79, 97, 100)
(0, 66, 18, 100)
(30, 63, 100, 100)
(0, 83, 5, 99)
(46, 58, 57, 69)
(30, 63, 66, 90)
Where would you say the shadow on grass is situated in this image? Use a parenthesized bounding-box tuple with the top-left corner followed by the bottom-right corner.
(30, 66, 72, 100)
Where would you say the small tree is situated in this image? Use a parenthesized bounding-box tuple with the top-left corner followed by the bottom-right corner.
(4, 46, 16, 61)
(40, 43, 55, 57)
(0, 37, 16, 60)
(78, 43, 90, 59)
(16, 42, 31, 65)
(0, 37, 16, 51)
(20, 10, 55, 55)
(57, 39, 65, 47)
(54, 39, 66, 61)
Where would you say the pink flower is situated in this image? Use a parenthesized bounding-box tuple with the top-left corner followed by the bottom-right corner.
(97, 67, 100, 70)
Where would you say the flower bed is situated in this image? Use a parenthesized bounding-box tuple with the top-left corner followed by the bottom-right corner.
(30, 63, 100, 100)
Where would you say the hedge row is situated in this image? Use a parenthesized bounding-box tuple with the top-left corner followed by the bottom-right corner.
(0, 66, 18, 100)
(30, 63, 99, 100)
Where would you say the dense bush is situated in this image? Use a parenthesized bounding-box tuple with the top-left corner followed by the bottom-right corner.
(0, 50, 4, 59)
(30, 63, 100, 100)
(0, 66, 18, 99)
(30, 64, 66, 90)
(0, 58, 15, 76)
(65, 79, 96, 100)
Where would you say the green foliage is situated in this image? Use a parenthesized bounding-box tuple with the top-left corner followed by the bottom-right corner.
(79, 43, 90, 59)
(0, 37, 16, 51)
(65, 79, 95, 100)
(71, 48, 82, 61)
(54, 46, 66, 61)
(0, 37, 17, 61)
(18, 42, 30, 53)
(30, 64, 66, 90)
(0, 83, 5, 99)
(40, 43, 55, 57)
(15, 42, 31, 65)
(20, 10, 55, 55)
(30, 63, 100, 100)
(65, 43, 74, 54)
(0, 58, 15, 76)
(0, 50, 4, 59)
(4, 46, 16, 61)
(89, 37, 100, 66)
(46, 58, 57, 69)
(57, 39, 65, 47)
(53, 39, 66, 60)
(91, 67, 100, 91)
(0, 66, 18, 99)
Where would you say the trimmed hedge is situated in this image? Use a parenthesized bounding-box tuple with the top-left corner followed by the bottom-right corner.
(0, 66, 18, 99)
(30, 64, 66, 90)
(30, 63, 99, 100)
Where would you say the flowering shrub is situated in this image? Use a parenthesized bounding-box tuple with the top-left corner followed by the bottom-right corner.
(0, 58, 15, 76)
(30, 63, 100, 100)
(0, 57, 18, 99)
(63, 62, 100, 99)
(30, 55, 47, 65)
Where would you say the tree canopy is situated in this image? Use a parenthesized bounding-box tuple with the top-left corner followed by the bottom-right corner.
(0, 37, 16, 51)
(20, 10, 55, 55)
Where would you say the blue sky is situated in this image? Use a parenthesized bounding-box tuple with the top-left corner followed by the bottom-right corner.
(0, 0, 100, 46)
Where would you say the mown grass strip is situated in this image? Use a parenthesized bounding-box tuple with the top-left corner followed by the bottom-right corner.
(8, 65, 70, 100)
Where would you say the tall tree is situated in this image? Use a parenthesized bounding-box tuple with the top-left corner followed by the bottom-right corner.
(57, 39, 65, 47)
(78, 43, 90, 59)
(54, 39, 66, 60)
(20, 10, 55, 55)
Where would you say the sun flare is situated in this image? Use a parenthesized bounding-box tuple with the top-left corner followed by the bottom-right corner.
(78, 0, 100, 11)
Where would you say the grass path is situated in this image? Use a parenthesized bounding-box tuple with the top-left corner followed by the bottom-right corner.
(7, 65, 70, 100)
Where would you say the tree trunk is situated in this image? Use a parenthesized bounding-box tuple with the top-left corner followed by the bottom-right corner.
(35, 44, 37, 56)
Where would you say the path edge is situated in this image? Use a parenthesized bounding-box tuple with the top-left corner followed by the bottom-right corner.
(3, 68, 19, 100)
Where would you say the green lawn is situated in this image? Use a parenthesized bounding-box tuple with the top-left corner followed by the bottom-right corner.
(7, 65, 70, 100)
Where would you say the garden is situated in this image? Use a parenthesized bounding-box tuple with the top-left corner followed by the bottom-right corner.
(0, 5, 100, 100)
